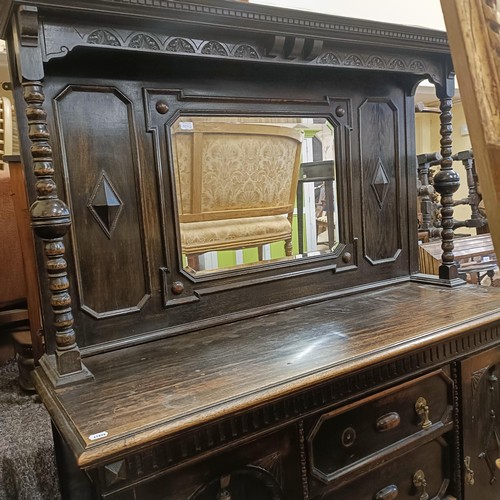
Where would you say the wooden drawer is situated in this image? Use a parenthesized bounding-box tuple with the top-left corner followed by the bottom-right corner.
(312, 437, 453, 500)
(307, 369, 453, 489)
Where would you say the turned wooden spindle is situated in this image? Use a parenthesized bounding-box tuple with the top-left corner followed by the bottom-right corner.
(417, 151, 442, 238)
(452, 149, 487, 230)
(23, 81, 86, 378)
(433, 96, 461, 280)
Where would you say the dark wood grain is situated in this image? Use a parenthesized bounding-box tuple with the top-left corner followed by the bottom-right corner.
(315, 437, 451, 500)
(54, 85, 151, 318)
(461, 345, 500, 498)
(33, 282, 500, 469)
(307, 369, 453, 487)
(28, 50, 422, 352)
(359, 98, 402, 265)
(4, 1, 498, 498)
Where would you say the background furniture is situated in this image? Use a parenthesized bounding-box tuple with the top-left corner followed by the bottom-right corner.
(2, 1, 500, 499)
(441, 0, 500, 261)
(419, 232, 497, 283)
(0, 155, 43, 389)
(296, 160, 336, 254)
(0, 96, 14, 169)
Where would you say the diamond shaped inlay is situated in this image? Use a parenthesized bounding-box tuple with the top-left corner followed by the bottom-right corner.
(371, 159, 390, 208)
(88, 171, 124, 238)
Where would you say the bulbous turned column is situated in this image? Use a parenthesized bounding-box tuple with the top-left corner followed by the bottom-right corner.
(23, 81, 91, 382)
(433, 96, 461, 281)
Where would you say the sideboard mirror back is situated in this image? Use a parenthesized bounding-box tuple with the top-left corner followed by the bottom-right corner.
(0, 0, 455, 356)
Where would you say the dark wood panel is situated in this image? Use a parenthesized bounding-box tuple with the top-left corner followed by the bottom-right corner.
(31, 55, 420, 353)
(54, 85, 150, 318)
(359, 98, 402, 265)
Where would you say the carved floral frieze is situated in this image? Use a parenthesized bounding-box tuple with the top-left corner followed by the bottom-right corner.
(42, 24, 262, 61)
(41, 22, 442, 82)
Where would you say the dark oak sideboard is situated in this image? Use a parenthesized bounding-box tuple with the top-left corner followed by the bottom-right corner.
(1, 1, 500, 499)
(38, 283, 500, 500)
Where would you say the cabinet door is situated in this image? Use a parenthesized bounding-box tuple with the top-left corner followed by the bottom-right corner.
(461, 346, 500, 499)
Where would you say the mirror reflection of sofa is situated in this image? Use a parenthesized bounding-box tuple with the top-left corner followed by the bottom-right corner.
(172, 121, 304, 270)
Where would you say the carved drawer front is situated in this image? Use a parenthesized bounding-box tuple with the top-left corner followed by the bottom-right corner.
(98, 426, 302, 500)
(307, 369, 453, 488)
(312, 437, 452, 500)
(461, 346, 500, 499)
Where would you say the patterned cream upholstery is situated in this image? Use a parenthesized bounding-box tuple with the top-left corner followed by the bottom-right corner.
(172, 122, 304, 258)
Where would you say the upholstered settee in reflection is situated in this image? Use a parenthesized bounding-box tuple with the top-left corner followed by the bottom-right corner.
(171, 121, 304, 269)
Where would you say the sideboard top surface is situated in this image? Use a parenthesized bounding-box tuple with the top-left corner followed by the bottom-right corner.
(33, 281, 500, 468)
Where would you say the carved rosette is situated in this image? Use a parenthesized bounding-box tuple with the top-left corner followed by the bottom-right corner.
(201, 40, 228, 56)
(433, 97, 460, 280)
(87, 29, 120, 46)
(23, 81, 86, 378)
(166, 37, 195, 53)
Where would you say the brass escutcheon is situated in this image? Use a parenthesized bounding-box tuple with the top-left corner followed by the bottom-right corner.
(341, 426, 356, 447)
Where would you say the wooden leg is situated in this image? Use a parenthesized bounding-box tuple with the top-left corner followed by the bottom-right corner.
(187, 254, 200, 270)
(285, 239, 293, 256)
(11, 329, 35, 391)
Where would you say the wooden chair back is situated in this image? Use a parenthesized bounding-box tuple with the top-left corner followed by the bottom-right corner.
(171, 122, 304, 224)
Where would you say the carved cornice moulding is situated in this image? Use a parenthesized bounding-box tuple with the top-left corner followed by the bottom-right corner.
(0, 0, 449, 53)
(106, 0, 449, 45)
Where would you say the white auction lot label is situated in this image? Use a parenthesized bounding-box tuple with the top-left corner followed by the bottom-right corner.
(89, 431, 108, 441)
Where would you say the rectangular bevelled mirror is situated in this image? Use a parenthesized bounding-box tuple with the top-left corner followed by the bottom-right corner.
(170, 115, 339, 275)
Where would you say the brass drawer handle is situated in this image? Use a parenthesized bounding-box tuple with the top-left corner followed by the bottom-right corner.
(413, 469, 429, 500)
(464, 456, 475, 485)
(375, 484, 399, 500)
(216, 475, 232, 500)
(376, 412, 401, 432)
(415, 397, 432, 429)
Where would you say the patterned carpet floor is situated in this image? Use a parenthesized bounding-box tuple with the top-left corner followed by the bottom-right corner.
(0, 359, 60, 500)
